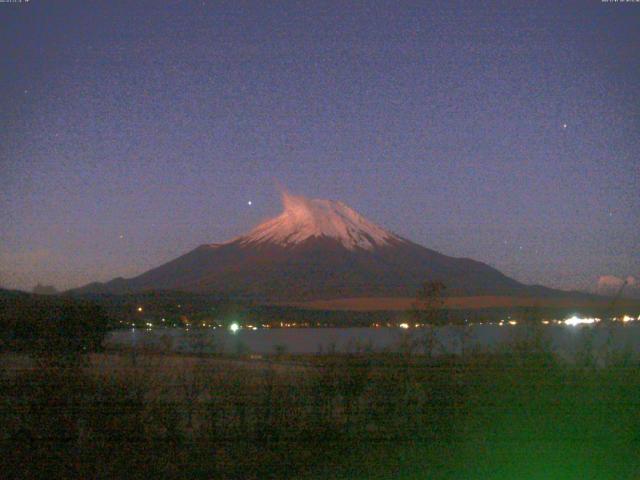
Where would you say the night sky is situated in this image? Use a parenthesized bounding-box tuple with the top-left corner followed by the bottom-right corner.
(1, 1, 638, 294)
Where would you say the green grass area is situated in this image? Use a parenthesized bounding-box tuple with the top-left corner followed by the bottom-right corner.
(1, 340, 639, 479)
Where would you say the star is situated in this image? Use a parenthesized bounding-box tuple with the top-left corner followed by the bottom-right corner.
(247, 201, 252, 206)
(562, 123, 567, 129)
(119, 234, 124, 239)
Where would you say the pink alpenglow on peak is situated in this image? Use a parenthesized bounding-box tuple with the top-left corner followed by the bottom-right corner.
(237, 192, 402, 250)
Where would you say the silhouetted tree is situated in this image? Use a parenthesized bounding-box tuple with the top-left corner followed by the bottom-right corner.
(410, 281, 447, 357)
(0, 294, 110, 358)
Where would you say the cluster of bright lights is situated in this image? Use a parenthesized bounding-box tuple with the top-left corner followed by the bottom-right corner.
(498, 317, 515, 326)
(278, 321, 304, 327)
(564, 315, 600, 327)
(123, 311, 639, 331)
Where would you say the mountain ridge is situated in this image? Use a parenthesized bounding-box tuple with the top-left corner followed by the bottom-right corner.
(70, 193, 574, 302)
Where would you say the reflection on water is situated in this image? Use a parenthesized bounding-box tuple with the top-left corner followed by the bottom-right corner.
(106, 324, 640, 359)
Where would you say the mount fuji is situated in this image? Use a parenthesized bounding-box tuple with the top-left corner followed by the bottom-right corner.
(73, 192, 561, 302)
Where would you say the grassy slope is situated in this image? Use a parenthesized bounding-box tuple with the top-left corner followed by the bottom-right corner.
(1, 343, 639, 479)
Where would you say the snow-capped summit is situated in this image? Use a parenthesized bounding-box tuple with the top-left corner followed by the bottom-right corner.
(237, 192, 401, 250)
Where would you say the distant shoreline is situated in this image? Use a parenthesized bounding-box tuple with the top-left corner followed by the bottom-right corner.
(284, 295, 640, 311)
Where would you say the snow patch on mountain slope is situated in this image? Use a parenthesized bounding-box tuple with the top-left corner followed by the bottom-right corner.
(234, 192, 402, 250)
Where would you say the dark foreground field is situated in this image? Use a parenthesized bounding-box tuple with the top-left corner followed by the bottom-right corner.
(1, 337, 639, 479)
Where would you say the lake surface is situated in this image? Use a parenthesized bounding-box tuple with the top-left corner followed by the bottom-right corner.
(106, 324, 640, 360)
